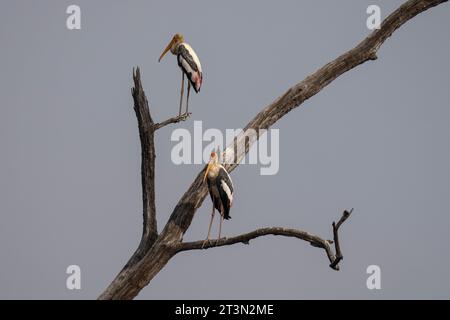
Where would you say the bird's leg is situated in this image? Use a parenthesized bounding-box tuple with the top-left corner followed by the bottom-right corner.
(186, 81, 191, 115)
(179, 72, 185, 116)
(217, 214, 224, 244)
(202, 206, 215, 248)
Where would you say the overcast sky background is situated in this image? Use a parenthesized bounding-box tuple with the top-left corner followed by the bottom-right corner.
(1, 1, 450, 299)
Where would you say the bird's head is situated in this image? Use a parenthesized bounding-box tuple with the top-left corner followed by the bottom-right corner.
(203, 151, 219, 182)
(158, 33, 184, 62)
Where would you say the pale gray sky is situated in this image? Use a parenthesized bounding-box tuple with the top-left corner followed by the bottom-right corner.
(1, 1, 449, 299)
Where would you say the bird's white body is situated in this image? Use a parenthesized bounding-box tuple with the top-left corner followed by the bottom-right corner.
(177, 42, 203, 93)
(203, 152, 234, 243)
(207, 164, 234, 212)
(180, 43, 202, 73)
(206, 163, 233, 219)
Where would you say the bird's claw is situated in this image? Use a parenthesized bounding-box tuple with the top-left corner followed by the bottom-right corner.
(202, 239, 211, 249)
(176, 112, 191, 120)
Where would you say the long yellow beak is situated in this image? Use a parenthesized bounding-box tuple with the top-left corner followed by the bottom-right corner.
(158, 39, 174, 62)
(203, 163, 211, 183)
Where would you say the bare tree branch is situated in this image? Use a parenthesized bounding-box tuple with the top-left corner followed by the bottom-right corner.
(98, 0, 448, 300)
(177, 210, 352, 271)
(123, 70, 192, 269)
(125, 68, 158, 269)
(329, 209, 353, 270)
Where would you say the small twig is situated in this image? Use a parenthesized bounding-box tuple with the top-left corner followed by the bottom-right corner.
(329, 209, 353, 270)
(155, 113, 191, 130)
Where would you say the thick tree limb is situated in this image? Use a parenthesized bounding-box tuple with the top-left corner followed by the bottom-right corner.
(127, 68, 158, 268)
(99, 0, 448, 299)
(178, 210, 352, 271)
(124, 69, 191, 269)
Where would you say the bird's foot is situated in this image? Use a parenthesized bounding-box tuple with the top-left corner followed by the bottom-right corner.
(174, 112, 191, 121)
(202, 238, 211, 249)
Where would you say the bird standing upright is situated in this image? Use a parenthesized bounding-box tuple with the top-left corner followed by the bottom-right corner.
(203, 151, 234, 246)
(158, 33, 203, 116)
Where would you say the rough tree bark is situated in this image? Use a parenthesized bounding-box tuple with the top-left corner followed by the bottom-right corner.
(98, 0, 448, 299)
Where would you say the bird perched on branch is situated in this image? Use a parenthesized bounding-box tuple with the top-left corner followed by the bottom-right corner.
(203, 151, 234, 246)
(158, 33, 203, 116)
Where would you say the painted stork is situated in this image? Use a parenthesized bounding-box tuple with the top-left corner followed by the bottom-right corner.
(203, 151, 234, 245)
(158, 33, 203, 116)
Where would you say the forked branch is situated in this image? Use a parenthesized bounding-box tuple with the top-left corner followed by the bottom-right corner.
(178, 209, 353, 271)
(125, 69, 190, 269)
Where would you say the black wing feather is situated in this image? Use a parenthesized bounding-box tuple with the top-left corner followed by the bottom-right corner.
(177, 45, 201, 93)
(177, 45, 198, 72)
(218, 167, 233, 194)
(207, 177, 221, 213)
(216, 168, 233, 220)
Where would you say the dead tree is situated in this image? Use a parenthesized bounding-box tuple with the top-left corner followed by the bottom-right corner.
(98, 0, 448, 299)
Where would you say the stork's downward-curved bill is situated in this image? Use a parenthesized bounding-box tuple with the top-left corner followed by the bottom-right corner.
(203, 163, 212, 183)
(158, 34, 184, 62)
